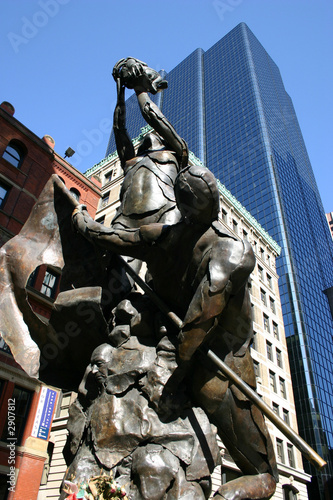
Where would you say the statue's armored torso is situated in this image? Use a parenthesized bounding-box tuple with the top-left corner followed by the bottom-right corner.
(113, 150, 181, 228)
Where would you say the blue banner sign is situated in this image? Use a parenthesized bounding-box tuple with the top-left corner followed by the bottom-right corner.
(31, 387, 58, 440)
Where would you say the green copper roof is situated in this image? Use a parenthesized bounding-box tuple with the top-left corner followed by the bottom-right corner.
(84, 135, 280, 255)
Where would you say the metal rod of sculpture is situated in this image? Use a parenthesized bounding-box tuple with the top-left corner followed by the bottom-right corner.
(119, 254, 326, 471)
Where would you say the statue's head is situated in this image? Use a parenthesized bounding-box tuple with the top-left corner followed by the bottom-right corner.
(175, 165, 220, 225)
(137, 131, 165, 155)
(90, 344, 114, 386)
(113, 57, 167, 94)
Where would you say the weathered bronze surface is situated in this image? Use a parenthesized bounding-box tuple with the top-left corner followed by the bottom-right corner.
(0, 58, 325, 499)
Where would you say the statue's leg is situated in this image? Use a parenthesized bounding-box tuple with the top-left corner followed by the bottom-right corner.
(213, 473, 276, 500)
(193, 368, 277, 500)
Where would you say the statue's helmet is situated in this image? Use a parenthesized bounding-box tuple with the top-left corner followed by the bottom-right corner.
(175, 165, 220, 225)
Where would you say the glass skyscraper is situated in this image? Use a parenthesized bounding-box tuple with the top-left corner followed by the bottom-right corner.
(106, 23, 333, 498)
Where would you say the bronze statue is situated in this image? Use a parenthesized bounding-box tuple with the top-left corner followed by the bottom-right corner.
(72, 161, 279, 499)
(0, 57, 326, 500)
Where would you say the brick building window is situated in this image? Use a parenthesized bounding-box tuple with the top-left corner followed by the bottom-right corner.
(70, 187, 80, 201)
(269, 297, 276, 314)
(40, 269, 60, 299)
(0, 380, 32, 445)
(2, 140, 25, 168)
(0, 181, 10, 209)
(263, 314, 270, 333)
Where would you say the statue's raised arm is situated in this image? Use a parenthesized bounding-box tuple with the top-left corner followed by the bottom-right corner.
(112, 57, 188, 169)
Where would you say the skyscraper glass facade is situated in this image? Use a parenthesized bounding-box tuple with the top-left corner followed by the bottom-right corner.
(106, 23, 333, 497)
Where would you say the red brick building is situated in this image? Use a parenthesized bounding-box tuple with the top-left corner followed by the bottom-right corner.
(0, 101, 101, 499)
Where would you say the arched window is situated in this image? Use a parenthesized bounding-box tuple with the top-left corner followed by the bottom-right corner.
(70, 187, 80, 201)
(2, 140, 26, 168)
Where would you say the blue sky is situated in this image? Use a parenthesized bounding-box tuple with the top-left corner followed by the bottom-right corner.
(1, 0, 332, 212)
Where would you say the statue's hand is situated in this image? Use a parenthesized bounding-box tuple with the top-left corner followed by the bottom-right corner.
(134, 67, 167, 95)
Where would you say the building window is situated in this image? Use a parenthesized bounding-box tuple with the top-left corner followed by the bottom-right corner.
(101, 192, 110, 208)
(2, 140, 25, 168)
(253, 360, 260, 378)
(276, 438, 285, 463)
(260, 288, 267, 306)
(258, 265, 264, 281)
(243, 229, 248, 240)
(251, 331, 257, 351)
(273, 322, 279, 339)
(0, 381, 32, 445)
(260, 247, 265, 259)
(276, 348, 283, 368)
(70, 187, 80, 201)
(222, 208, 228, 222)
(105, 170, 114, 183)
(287, 443, 295, 468)
(263, 314, 270, 333)
(40, 269, 60, 299)
(283, 408, 290, 426)
(232, 219, 238, 233)
(283, 484, 299, 500)
(96, 215, 105, 225)
(279, 378, 287, 398)
(272, 402, 279, 416)
(0, 181, 10, 209)
(269, 297, 276, 314)
(269, 371, 277, 392)
(266, 341, 273, 361)
(266, 273, 273, 290)
(0, 334, 11, 355)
